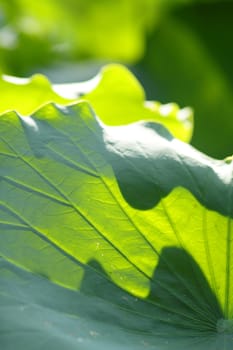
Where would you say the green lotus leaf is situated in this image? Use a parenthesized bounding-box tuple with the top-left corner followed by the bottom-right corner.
(0, 64, 193, 142)
(0, 101, 232, 349)
(0, 74, 70, 115)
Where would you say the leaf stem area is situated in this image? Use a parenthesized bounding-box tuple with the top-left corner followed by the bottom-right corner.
(217, 319, 233, 334)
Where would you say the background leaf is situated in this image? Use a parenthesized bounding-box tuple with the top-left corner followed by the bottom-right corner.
(0, 65, 193, 142)
(0, 0, 158, 75)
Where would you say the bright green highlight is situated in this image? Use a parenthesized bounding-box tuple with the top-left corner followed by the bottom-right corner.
(0, 74, 70, 115)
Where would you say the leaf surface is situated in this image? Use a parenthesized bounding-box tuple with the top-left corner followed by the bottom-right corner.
(0, 101, 232, 349)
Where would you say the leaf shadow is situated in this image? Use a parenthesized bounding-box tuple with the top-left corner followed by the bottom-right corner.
(80, 246, 223, 335)
(148, 246, 223, 332)
(104, 122, 232, 217)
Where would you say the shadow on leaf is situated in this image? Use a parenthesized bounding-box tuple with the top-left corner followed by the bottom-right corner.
(105, 122, 232, 217)
(80, 247, 223, 335)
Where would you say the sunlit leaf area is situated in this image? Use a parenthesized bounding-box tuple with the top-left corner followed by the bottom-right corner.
(0, 1, 233, 349)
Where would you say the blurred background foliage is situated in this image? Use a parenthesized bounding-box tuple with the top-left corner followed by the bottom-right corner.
(0, 0, 232, 158)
